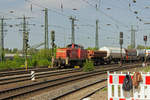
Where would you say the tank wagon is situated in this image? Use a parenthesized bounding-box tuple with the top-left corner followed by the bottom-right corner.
(99, 47, 126, 63)
(145, 49, 150, 60)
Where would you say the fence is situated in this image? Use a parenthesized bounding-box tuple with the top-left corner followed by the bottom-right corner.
(108, 71, 150, 100)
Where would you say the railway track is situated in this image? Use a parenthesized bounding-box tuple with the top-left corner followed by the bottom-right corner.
(0, 63, 128, 77)
(52, 64, 142, 100)
(80, 85, 107, 100)
(0, 63, 143, 100)
(0, 68, 82, 85)
(0, 63, 137, 85)
(53, 79, 107, 100)
(0, 67, 58, 77)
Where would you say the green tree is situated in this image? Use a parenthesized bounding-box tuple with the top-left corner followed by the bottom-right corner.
(12, 48, 18, 53)
(86, 47, 97, 50)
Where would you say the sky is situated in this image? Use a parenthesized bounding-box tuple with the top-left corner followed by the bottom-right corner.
(0, 0, 150, 49)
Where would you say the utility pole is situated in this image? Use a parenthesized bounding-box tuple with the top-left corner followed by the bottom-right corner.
(43, 8, 49, 49)
(0, 17, 8, 61)
(69, 16, 77, 44)
(23, 16, 27, 57)
(95, 19, 99, 50)
(17, 16, 33, 70)
(17, 16, 33, 56)
(131, 25, 136, 49)
(0, 18, 4, 61)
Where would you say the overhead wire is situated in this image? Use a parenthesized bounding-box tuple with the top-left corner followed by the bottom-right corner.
(81, 0, 129, 29)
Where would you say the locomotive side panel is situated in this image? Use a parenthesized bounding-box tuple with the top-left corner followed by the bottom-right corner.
(80, 49, 88, 59)
(56, 48, 67, 59)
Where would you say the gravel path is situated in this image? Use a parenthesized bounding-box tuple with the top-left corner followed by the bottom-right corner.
(27, 75, 107, 100)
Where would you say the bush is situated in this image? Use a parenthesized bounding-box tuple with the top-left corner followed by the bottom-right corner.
(0, 48, 54, 70)
(83, 60, 94, 72)
(37, 59, 51, 66)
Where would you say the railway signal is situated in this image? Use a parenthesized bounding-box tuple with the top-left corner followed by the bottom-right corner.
(120, 32, 123, 45)
(24, 31, 29, 71)
(51, 30, 55, 68)
(51, 30, 55, 49)
(120, 32, 123, 66)
(144, 35, 147, 42)
(144, 35, 147, 66)
(133, 0, 136, 3)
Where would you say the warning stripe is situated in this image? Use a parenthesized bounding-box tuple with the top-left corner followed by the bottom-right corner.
(110, 98, 135, 100)
(146, 76, 150, 85)
(109, 75, 133, 84)
(109, 75, 113, 84)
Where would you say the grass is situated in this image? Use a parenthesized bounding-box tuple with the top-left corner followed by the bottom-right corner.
(102, 87, 107, 91)
(83, 59, 94, 72)
(0, 49, 52, 70)
(143, 66, 150, 72)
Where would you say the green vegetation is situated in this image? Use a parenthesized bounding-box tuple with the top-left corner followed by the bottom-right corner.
(0, 48, 57, 70)
(128, 44, 150, 49)
(83, 59, 94, 72)
(86, 47, 98, 50)
(102, 87, 107, 91)
(0, 54, 25, 70)
(143, 66, 150, 72)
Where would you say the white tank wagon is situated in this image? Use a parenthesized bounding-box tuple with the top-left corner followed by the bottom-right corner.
(137, 49, 145, 57)
(99, 47, 126, 63)
(137, 49, 145, 61)
(145, 49, 150, 60)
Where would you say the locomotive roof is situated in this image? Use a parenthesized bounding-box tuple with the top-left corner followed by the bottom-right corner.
(66, 43, 84, 49)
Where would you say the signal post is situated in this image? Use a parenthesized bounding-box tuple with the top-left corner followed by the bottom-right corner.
(144, 35, 147, 67)
(120, 32, 123, 67)
(51, 30, 55, 68)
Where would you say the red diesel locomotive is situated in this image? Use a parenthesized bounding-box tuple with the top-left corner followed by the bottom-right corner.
(55, 44, 88, 67)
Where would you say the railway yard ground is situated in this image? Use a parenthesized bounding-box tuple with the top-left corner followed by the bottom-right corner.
(1, 0, 150, 100)
(0, 62, 148, 100)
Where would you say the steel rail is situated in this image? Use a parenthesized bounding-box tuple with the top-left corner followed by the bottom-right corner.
(0, 64, 142, 100)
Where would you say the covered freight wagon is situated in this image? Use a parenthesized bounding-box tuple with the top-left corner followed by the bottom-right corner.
(125, 49, 137, 61)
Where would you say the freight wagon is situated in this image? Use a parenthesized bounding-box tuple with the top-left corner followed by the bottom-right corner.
(55, 43, 148, 68)
(99, 47, 126, 63)
(87, 50, 107, 65)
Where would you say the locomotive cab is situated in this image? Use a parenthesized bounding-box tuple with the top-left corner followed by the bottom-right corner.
(66, 44, 84, 49)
